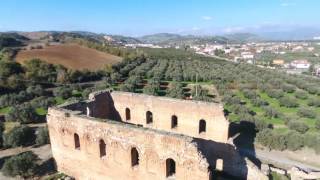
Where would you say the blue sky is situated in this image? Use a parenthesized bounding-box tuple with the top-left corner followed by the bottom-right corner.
(0, 0, 319, 36)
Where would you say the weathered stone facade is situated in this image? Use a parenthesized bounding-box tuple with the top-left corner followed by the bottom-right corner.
(47, 90, 267, 180)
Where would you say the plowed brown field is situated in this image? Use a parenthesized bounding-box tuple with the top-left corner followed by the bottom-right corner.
(16, 44, 122, 70)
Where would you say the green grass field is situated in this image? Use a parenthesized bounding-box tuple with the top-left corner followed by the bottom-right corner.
(36, 107, 48, 116)
(231, 87, 320, 133)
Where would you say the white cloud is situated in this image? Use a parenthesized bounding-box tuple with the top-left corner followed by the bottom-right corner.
(192, 26, 201, 31)
(280, 2, 296, 7)
(223, 26, 246, 33)
(201, 16, 213, 21)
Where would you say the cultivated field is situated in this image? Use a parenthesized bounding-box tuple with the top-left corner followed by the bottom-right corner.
(15, 44, 122, 70)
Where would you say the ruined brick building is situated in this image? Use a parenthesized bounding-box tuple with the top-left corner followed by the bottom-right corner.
(47, 90, 267, 180)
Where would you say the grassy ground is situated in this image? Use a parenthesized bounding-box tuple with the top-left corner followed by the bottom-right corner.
(54, 97, 66, 105)
(0, 107, 11, 114)
(36, 107, 48, 116)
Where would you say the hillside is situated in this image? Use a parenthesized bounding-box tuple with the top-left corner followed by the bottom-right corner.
(0, 33, 28, 49)
(224, 33, 263, 43)
(15, 44, 122, 70)
(138, 33, 260, 45)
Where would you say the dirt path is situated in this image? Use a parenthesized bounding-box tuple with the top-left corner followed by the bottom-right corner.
(239, 147, 320, 172)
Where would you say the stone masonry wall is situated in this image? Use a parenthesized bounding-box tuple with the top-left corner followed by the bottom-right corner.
(87, 91, 229, 143)
(47, 108, 210, 180)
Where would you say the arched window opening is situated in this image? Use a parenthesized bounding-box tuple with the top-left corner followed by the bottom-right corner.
(171, 115, 178, 129)
(74, 133, 80, 150)
(166, 158, 176, 177)
(199, 119, 206, 134)
(125, 108, 131, 121)
(99, 139, 106, 157)
(216, 159, 223, 171)
(131, 147, 139, 167)
(146, 111, 153, 124)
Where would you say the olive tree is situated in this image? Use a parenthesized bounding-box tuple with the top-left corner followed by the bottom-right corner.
(1, 151, 38, 178)
(3, 126, 35, 148)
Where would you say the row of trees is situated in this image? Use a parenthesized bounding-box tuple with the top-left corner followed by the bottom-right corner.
(256, 129, 320, 153)
(1, 125, 49, 149)
(0, 59, 104, 92)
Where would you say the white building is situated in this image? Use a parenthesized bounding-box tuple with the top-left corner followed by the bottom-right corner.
(241, 52, 254, 59)
(290, 60, 311, 69)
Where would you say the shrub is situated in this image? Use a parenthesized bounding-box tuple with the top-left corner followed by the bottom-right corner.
(53, 86, 73, 99)
(305, 84, 320, 95)
(282, 115, 298, 125)
(263, 106, 280, 118)
(30, 96, 55, 109)
(82, 88, 94, 99)
(315, 120, 320, 131)
(5, 104, 40, 123)
(1, 151, 38, 178)
(143, 78, 160, 96)
(166, 82, 184, 99)
(295, 90, 308, 100)
(0, 122, 4, 148)
(279, 97, 299, 108)
(36, 127, 50, 145)
(281, 84, 296, 93)
(288, 121, 309, 134)
(251, 97, 269, 107)
(303, 133, 316, 147)
(119, 83, 135, 92)
(191, 85, 212, 102)
(270, 132, 287, 151)
(253, 118, 270, 131)
(3, 126, 35, 148)
(223, 95, 241, 105)
(297, 108, 316, 119)
(0, 91, 33, 108)
(270, 172, 290, 180)
(286, 131, 304, 151)
(242, 89, 258, 99)
(266, 89, 284, 99)
(256, 129, 273, 148)
(307, 98, 320, 107)
(231, 104, 250, 115)
(26, 85, 44, 97)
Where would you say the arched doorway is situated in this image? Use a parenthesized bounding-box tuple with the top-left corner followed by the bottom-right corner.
(131, 147, 139, 167)
(166, 158, 176, 177)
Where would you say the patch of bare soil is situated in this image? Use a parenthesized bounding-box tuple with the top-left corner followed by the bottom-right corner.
(15, 44, 122, 70)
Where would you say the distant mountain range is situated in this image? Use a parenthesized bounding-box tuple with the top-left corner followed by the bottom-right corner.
(256, 27, 320, 41)
(138, 33, 231, 45)
(1, 29, 320, 48)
